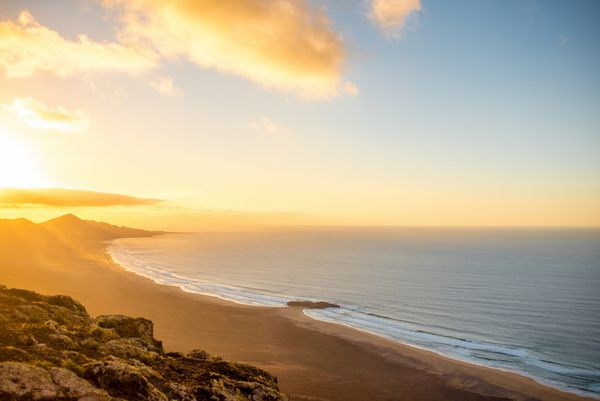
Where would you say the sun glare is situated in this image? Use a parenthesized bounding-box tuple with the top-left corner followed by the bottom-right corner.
(0, 130, 43, 188)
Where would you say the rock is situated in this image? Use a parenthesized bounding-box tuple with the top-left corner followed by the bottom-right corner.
(187, 349, 210, 360)
(17, 334, 38, 346)
(44, 319, 60, 331)
(286, 300, 340, 309)
(0, 362, 58, 399)
(4, 288, 45, 303)
(48, 367, 112, 400)
(98, 338, 147, 359)
(84, 359, 152, 401)
(96, 315, 162, 350)
(63, 351, 91, 366)
(165, 351, 184, 358)
(17, 304, 50, 322)
(0, 362, 114, 401)
(148, 384, 170, 401)
(0, 346, 31, 362)
(48, 295, 88, 314)
(0, 285, 288, 401)
(48, 333, 76, 349)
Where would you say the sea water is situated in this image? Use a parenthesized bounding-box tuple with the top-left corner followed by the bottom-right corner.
(108, 227, 600, 397)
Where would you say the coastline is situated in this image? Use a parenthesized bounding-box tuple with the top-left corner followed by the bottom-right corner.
(107, 237, 599, 400)
(98, 242, 600, 401)
(288, 308, 597, 401)
(0, 239, 595, 401)
(300, 309, 599, 400)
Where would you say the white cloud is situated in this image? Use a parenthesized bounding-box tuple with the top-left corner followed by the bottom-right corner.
(343, 81, 359, 96)
(369, 0, 422, 37)
(1, 5, 355, 99)
(2, 97, 91, 133)
(0, 10, 158, 78)
(149, 76, 181, 96)
(249, 117, 293, 136)
(102, 0, 348, 98)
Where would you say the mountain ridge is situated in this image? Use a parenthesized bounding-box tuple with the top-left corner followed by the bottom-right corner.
(0, 214, 164, 268)
(41, 214, 164, 241)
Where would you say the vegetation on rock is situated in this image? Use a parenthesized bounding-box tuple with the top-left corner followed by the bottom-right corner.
(0, 284, 287, 401)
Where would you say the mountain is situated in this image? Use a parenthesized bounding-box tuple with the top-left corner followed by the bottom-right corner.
(41, 213, 163, 242)
(0, 218, 72, 265)
(0, 217, 44, 240)
(0, 214, 163, 269)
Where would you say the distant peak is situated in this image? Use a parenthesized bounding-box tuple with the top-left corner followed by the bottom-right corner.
(0, 217, 34, 224)
(44, 213, 85, 224)
(60, 213, 80, 219)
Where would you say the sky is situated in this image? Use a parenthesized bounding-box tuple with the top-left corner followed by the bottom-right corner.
(0, 0, 599, 229)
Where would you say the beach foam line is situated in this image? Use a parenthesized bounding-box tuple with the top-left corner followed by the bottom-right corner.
(303, 308, 600, 399)
(107, 240, 600, 399)
(108, 241, 289, 307)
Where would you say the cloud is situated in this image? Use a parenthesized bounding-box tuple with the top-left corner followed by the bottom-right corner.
(249, 117, 293, 136)
(343, 81, 359, 96)
(369, 0, 422, 37)
(102, 0, 347, 98)
(0, 188, 161, 207)
(0, 10, 158, 78)
(1, 5, 351, 99)
(149, 75, 181, 96)
(2, 97, 91, 133)
(557, 35, 568, 48)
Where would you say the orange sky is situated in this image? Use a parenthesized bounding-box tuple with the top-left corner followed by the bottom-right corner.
(1, 0, 599, 229)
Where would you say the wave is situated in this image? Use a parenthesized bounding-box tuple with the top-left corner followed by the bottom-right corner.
(108, 243, 289, 307)
(108, 241, 600, 399)
(305, 307, 530, 358)
(305, 307, 600, 398)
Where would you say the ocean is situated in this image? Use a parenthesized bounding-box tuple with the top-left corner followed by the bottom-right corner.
(108, 227, 600, 397)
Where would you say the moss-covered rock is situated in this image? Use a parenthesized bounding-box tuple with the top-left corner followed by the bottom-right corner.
(0, 285, 287, 401)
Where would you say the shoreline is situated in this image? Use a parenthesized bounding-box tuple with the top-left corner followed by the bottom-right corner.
(113, 264, 594, 401)
(0, 236, 595, 401)
(300, 308, 599, 401)
(278, 306, 597, 401)
(107, 239, 598, 401)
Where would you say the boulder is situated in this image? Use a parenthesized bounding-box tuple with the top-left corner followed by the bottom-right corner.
(0, 362, 58, 399)
(84, 359, 152, 401)
(48, 295, 88, 315)
(48, 367, 112, 400)
(96, 315, 162, 350)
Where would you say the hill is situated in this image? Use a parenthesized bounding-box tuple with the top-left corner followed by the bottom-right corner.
(0, 218, 74, 266)
(0, 214, 163, 269)
(0, 285, 286, 401)
(41, 213, 163, 242)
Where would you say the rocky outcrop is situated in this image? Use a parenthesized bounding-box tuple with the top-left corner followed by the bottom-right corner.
(0, 284, 287, 401)
(286, 300, 340, 309)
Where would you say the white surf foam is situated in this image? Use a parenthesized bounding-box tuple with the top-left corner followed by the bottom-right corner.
(107, 239, 600, 399)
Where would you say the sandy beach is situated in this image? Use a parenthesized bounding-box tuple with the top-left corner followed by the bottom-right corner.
(0, 223, 593, 401)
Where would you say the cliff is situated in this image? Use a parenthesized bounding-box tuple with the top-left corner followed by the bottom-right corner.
(0, 284, 287, 401)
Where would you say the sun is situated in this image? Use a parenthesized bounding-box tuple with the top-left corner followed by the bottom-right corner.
(0, 130, 44, 188)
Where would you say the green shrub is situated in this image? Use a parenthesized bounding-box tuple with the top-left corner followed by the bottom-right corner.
(61, 359, 85, 376)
